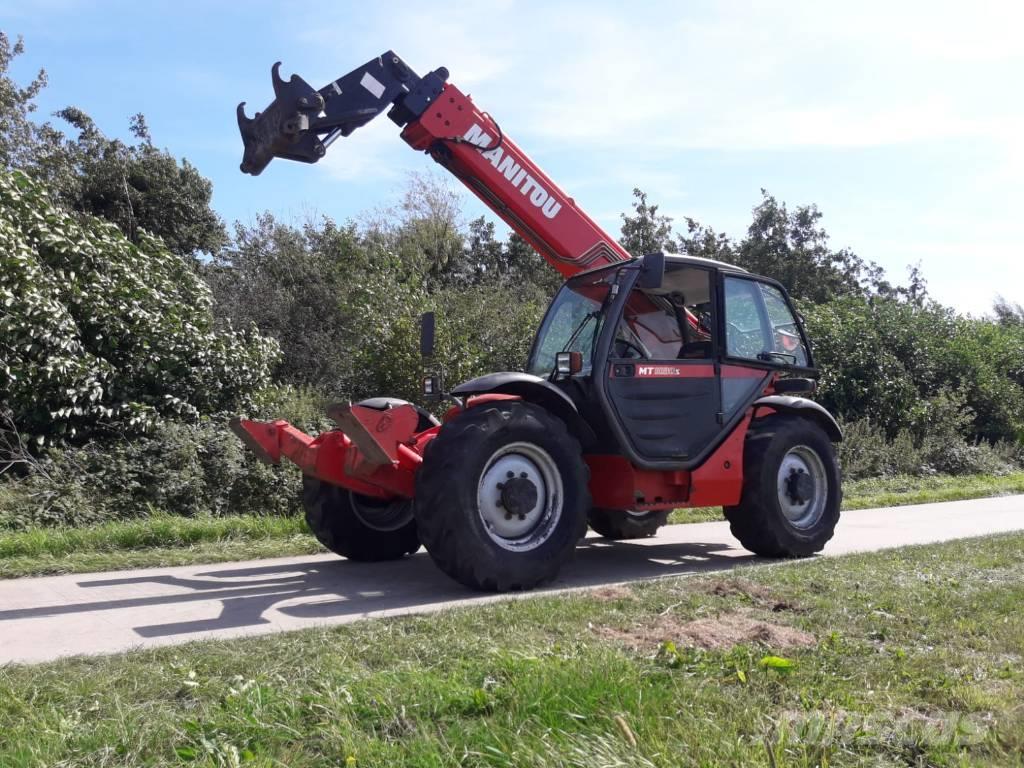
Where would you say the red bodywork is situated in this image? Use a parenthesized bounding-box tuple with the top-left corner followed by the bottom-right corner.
(232, 77, 772, 510)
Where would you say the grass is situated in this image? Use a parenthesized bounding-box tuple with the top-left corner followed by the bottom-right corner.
(1, 532, 1022, 766)
(0, 515, 322, 579)
(1, 471, 1021, 580)
(668, 470, 1024, 525)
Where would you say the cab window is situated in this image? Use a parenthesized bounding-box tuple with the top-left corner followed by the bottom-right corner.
(723, 276, 808, 366)
(613, 266, 713, 360)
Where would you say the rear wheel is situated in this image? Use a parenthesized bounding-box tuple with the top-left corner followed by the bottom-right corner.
(302, 477, 420, 561)
(588, 508, 669, 539)
(302, 397, 435, 562)
(724, 415, 841, 557)
(415, 402, 590, 591)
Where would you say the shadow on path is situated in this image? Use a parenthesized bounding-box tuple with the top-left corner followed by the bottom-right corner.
(0, 538, 759, 640)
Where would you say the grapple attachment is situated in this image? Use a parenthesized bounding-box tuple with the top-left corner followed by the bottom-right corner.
(236, 52, 448, 175)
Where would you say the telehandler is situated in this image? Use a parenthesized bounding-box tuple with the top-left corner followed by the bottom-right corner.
(231, 52, 842, 591)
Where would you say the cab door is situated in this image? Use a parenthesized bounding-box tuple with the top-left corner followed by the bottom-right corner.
(602, 265, 723, 465)
(719, 274, 813, 421)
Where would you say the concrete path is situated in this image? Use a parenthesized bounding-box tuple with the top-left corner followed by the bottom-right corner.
(1, 495, 1021, 665)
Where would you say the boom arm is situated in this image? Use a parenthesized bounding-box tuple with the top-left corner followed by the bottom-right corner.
(237, 51, 630, 278)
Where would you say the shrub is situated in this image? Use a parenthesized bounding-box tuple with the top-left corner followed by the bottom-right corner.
(0, 416, 305, 531)
(0, 170, 279, 449)
(805, 296, 1024, 444)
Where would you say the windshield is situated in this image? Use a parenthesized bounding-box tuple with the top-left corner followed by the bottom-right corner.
(526, 269, 617, 377)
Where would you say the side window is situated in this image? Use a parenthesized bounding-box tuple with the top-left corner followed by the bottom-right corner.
(759, 283, 809, 367)
(723, 278, 768, 358)
(723, 277, 809, 366)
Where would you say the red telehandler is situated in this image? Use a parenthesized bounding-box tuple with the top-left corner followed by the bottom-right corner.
(231, 52, 843, 591)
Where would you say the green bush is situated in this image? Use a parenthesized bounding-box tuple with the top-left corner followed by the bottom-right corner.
(806, 296, 1024, 443)
(838, 416, 1017, 481)
(0, 170, 278, 448)
(0, 416, 305, 531)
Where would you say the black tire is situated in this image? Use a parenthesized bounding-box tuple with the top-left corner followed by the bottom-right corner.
(415, 401, 590, 591)
(724, 415, 841, 557)
(302, 397, 434, 562)
(302, 476, 421, 561)
(588, 508, 669, 539)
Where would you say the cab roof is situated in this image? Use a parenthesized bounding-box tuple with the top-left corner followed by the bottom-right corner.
(663, 251, 747, 273)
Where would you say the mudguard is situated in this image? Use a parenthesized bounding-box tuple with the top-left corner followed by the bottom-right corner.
(753, 395, 843, 442)
(450, 372, 596, 447)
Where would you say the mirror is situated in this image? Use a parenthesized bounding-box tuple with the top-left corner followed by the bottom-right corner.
(420, 311, 435, 357)
(638, 251, 665, 289)
(555, 351, 583, 378)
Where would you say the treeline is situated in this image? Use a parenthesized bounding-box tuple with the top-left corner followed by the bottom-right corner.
(1, 32, 1022, 529)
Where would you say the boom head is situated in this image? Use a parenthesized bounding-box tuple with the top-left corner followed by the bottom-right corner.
(236, 53, 447, 175)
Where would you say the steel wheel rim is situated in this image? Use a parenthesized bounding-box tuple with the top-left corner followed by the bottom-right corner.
(776, 445, 828, 529)
(477, 441, 564, 552)
(349, 492, 414, 532)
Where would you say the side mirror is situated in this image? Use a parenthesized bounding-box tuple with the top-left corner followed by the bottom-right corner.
(555, 351, 583, 379)
(420, 311, 435, 357)
(639, 251, 665, 289)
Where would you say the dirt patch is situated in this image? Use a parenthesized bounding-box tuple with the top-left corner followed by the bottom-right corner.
(596, 610, 816, 651)
(704, 578, 776, 602)
(702, 577, 805, 613)
(588, 585, 635, 602)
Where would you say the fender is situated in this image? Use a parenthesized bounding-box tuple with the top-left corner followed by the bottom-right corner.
(450, 372, 596, 447)
(753, 395, 843, 442)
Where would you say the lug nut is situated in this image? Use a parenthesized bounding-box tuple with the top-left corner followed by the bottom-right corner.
(506, 471, 514, 479)
(520, 472, 528, 479)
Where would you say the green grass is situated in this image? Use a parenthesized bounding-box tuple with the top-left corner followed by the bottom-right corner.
(2, 472, 1021, 580)
(2, 532, 1022, 766)
(841, 471, 1024, 509)
(0, 515, 321, 578)
(668, 471, 1024, 525)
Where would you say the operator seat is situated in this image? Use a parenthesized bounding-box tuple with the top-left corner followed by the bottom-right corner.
(669, 292, 712, 359)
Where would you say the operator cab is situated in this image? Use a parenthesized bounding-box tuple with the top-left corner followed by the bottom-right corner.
(526, 252, 815, 469)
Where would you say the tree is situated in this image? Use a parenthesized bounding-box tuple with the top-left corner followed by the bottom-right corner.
(619, 188, 675, 256)
(0, 170, 277, 448)
(0, 33, 50, 172)
(734, 192, 874, 304)
(52, 107, 227, 256)
(208, 214, 388, 392)
(0, 33, 226, 257)
(676, 216, 735, 262)
(993, 295, 1024, 328)
(503, 232, 564, 298)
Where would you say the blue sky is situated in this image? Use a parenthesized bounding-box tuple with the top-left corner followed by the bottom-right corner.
(3, 0, 1021, 314)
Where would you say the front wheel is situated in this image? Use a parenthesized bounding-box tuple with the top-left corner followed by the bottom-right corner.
(415, 402, 590, 591)
(588, 508, 669, 539)
(724, 415, 841, 557)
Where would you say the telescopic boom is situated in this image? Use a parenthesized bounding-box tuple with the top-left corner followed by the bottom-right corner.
(237, 51, 630, 278)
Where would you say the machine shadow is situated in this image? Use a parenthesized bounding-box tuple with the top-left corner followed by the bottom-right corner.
(0, 538, 759, 640)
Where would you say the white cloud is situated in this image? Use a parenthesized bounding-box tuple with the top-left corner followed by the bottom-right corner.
(292, 0, 1022, 155)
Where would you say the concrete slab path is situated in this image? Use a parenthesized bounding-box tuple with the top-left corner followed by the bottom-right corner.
(1, 495, 1021, 665)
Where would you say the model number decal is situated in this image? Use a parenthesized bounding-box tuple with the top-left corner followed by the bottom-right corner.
(637, 365, 682, 377)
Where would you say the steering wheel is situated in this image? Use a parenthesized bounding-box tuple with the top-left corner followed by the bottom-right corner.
(613, 338, 647, 359)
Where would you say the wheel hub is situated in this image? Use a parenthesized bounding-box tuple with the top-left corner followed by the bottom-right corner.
(785, 469, 815, 505)
(476, 442, 563, 551)
(776, 445, 828, 530)
(498, 475, 539, 520)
